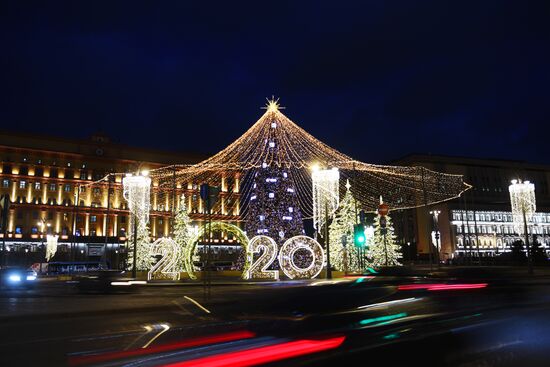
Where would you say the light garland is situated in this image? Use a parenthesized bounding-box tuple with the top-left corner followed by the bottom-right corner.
(244, 235, 279, 280)
(312, 167, 340, 232)
(148, 237, 180, 281)
(278, 235, 325, 279)
(150, 99, 470, 223)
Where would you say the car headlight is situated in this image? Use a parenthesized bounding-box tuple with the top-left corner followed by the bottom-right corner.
(26, 275, 36, 281)
(8, 275, 21, 282)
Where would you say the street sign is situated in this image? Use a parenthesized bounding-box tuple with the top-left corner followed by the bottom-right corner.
(378, 203, 389, 216)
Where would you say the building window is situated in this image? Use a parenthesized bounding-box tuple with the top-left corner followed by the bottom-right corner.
(90, 215, 97, 223)
(158, 218, 163, 225)
(80, 171, 87, 180)
(2, 179, 9, 188)
(120, 216, 126, 224)
(93, 187, 101, 195)
(49, 183, 56, 191)
(31, 227, 38, 234)
(34, 182, 41, 190)
(15, 226, 23, 235)
(64, 184, 72, 192)
(19, 180, 27, 189)
(35, 167, 43, 176)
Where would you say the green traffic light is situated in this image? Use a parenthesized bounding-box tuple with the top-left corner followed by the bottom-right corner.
(357, 235, 365, 243)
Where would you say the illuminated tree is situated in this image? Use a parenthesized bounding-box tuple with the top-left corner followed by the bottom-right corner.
(174, 194, 192, 271)
(370, 214, 402, 267)
(329, 182, 361, 272)
(127, 223, 153, 271)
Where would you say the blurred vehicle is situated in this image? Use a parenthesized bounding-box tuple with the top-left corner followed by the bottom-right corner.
(46, 261, 105, 275)
(75, 270, 143, 293)
(0, 267, 37, 289)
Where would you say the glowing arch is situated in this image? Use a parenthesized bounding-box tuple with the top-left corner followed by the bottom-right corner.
(183, 222, 249, 280)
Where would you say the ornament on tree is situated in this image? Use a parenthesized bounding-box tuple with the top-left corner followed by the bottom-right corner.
(328, 180, 362, 273)
(370, 213, 402, 268)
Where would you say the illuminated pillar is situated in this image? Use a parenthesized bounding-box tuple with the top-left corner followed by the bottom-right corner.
(103, 215, 107, 237)
(221, 196, 226, 215)
(57, 184, 62, 205)
(164, 217, 169, 236)
(26, 182, 32, 203)
(42, 181, 47, 204)
(234, 174, 240, 193)
(10, 180, 17, 201)
(85, 214, 90, 236)
(153, 191, 158, 211)
(55, 211, 61, 233)
(8, 208, 14, 232)
(152, 217, 157, 237)
(113, 214, 118, 236)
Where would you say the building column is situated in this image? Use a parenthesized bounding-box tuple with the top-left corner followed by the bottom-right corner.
(85, 213, 90, 236)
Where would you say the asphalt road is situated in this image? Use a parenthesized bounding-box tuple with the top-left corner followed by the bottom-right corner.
(2, 275, 550, 366)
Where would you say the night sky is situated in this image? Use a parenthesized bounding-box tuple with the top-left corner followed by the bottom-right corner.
(1, 1, 548, 164)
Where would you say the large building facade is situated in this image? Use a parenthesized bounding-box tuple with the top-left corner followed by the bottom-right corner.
(0, 131, 241, 267)
(392, 155, 550, 261)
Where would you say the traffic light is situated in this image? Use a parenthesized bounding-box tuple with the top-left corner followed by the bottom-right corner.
(354, 224, 366, 247)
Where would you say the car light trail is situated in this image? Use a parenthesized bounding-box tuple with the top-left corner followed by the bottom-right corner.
(359, 313, 408, 326)
(142, 324, 170, 348)
(357, 297, 419, 309)
(68, 330, 255, 366)
(159, 336, 346, 367)
(184, 296, 211, 314)
(397, 283, 488, 291)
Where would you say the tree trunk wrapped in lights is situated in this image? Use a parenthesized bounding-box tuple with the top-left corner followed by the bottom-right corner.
(328, 182, 361, 272)
(370, 214, 402, 268)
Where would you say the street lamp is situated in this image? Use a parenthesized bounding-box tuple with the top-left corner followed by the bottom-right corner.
(429, 210, 441, 267)
(509, 179, 536, 274)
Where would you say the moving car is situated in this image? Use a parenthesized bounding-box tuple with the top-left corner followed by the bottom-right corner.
(75, 270, 143, 293)
(0, 267, 37, 289)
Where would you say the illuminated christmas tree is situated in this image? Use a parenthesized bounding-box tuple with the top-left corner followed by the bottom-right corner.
(370, 214, 402, 267)
(127, 223, 153, 271)
(174, 194, 192, 271)
(328, 181, 361, 272)
(245, 166, 304, 242)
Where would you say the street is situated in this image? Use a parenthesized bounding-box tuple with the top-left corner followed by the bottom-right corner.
(2, 271, 550, 366)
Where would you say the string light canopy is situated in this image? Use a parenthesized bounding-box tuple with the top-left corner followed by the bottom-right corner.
(149, 98, 470, 219)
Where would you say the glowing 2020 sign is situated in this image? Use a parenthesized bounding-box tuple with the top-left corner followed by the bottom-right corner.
(244, 235, 325, 280)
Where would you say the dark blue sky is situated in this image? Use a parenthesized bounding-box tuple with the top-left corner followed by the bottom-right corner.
(1, 1, 548, 164)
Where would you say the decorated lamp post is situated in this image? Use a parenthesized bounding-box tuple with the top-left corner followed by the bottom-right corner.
(509, 179, 536, 274)
(312, 165, 339, 279)
(123, 170, 151, 278)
